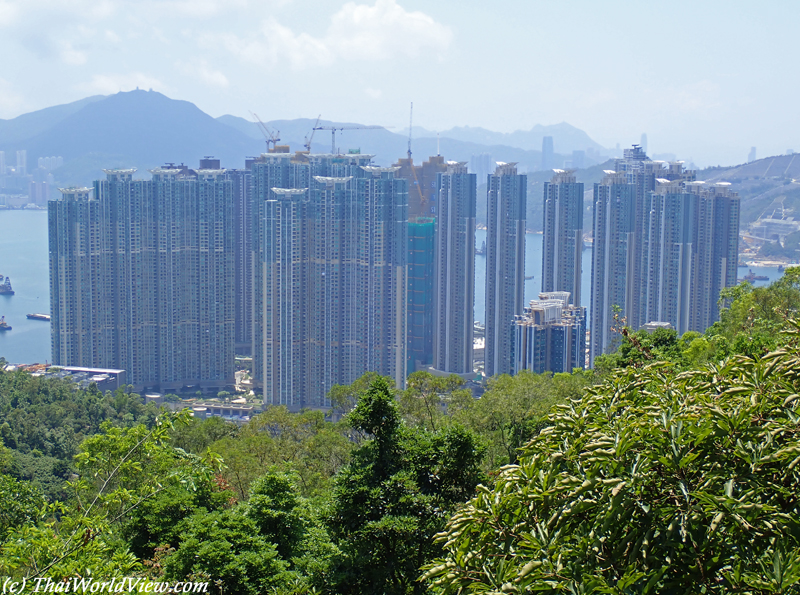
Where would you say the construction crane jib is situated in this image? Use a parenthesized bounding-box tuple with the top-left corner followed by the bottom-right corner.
(250, 112, 280, 152)
(312, 124, 383, 155)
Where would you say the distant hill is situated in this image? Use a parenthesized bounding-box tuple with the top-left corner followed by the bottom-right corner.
(434, 123, 607, 154)
(2, 91, 608, 188)
(1, 91, 263, 185)
(696, 154, 800, 229)
(0, 95, 105, 146)
(216, 115, 610, 165)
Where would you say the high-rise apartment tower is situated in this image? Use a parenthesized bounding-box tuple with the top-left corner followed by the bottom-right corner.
(49, 166, 235, 390)
(433, 161, 476, 375)
(542, 169, 584, 307)
(485, 162, 526, 377)
(252, 152, 408, 410)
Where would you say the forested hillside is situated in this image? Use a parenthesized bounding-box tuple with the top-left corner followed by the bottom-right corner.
(1, 269, 800, 593)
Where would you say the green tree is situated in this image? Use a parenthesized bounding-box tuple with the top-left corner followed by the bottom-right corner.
(211, 407, 353, 499)
(328, 377, 486, 595)
(0, 412, 221, 581)
(397, 371, 473, 432)
(451, 370, 590, 469)
(163, 508, 295, 594)
(424, 321, 800, 594)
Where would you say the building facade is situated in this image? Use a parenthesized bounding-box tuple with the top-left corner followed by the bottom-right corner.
(542, 169, 584, 307)
(485, 162, 526, 377)
(514, 292, 586, 374)
(253, 152, 408, 410)
(433, 162, 476, 375)
(589, 171, 636, 367)
(49, 166, 235, 390)
(589, 149, 740, 365)
(408, 217, 435, 373)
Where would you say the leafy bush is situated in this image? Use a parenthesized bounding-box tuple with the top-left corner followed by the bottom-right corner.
(425, 321, 800, 594)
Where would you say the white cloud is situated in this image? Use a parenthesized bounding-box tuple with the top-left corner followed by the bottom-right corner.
(176, 60, 229, 88)
(0, 1, 20, 26)
(328, 0, 451, 60)
(209, 0, 452, 70)
(61, 41, 88, 65)
(77, 72, 165, 95)
(214, 18, 333, 69)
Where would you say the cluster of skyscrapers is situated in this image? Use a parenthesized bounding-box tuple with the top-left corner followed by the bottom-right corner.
(1, 149, 62, 206)
(48, 141, 739, 409)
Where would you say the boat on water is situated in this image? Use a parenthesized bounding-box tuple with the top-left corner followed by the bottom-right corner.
(0, 316, 11, 331)
(475, 240, 486, 256)
(26, 313, 51, 321)
(738, 269, 770, 283)
(0, 276, 14, 295)
(524, 275, 535, 280)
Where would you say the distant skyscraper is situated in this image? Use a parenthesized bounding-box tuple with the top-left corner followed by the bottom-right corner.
(49, 166, 235, 390)
(16, 150, 26, 176)
(688, 182, 740, 332)
(229, 160, 254, 355)
(541, 136, 554, 171)
(485, 162, 526, 377)
(408, 217, 435, 372)
(253, 152, 408, 409)
(615, 145, 661, 330)
(542, 170, 584, 308)
(589, 150, 740, 364)
(640, 133, 648, 154)
(748, 147, 757, 163)
(589, 170, 636, 366)
(433, 161, 476, 375)
(571, 150, 585, 169)
(513, 292, 586, 374)
(469, 153, 492, 184)
(0, 151, 5, 176)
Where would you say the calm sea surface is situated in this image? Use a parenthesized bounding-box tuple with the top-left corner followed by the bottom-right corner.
(0, 213, 786, 364)
(0, 210, 52, 364)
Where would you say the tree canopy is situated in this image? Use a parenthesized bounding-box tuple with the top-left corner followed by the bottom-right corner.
(424, 320, 800, 594)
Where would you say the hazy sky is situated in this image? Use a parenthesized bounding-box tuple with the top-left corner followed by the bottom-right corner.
(0, 0, 796, 166)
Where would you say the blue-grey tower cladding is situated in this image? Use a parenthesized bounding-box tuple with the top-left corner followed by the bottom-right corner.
(485, 162, 526, 377)
(251, 151, 408, 410)
(49, 166, 235, 390)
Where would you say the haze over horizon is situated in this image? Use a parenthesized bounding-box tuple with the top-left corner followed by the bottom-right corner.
(0, 0, 797, 167)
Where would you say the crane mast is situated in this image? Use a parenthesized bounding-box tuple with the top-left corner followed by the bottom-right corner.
(304, 115, 322, 152)
(406, 102, 426, 214)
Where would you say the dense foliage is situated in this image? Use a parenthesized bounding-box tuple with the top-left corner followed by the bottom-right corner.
(0, 371, 157, 498)
(424, 320, 800, 593)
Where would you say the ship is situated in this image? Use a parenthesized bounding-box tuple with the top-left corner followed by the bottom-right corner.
(0, 316, 11, 331)
(26, 313, 51, 321)
(0, 276, 14, 295)
(738, 269, 770, 283)
(524, 275, 535, 280)
(475, 240, 486, 256)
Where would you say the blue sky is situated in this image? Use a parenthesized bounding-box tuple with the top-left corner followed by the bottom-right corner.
(0, 0, 796, 166)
